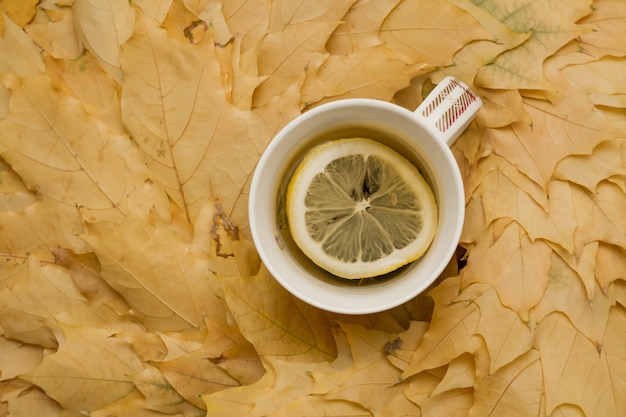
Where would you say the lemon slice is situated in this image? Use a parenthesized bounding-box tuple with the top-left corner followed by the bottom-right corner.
(286, 137, 438, 279)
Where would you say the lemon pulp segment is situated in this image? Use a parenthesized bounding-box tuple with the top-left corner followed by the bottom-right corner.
(286, 138, 437, 279)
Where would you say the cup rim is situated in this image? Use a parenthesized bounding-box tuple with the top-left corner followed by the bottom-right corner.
(249, 98, 465, 314)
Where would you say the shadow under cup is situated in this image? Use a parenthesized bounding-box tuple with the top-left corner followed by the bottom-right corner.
(249, 99, 465, 315)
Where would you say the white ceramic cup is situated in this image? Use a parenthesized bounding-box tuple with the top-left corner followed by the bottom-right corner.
(249, 77, 482, 314)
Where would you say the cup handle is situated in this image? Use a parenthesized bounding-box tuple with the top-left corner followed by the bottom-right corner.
(413, 76, 482, 147)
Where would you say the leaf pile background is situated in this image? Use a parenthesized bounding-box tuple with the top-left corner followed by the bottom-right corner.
(0, 0, 625, 416)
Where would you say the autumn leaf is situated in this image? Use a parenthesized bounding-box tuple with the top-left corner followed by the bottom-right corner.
(326, 0, 402, 54)
(401, 276, 481, 380)
(535, 311, 626, 417)
(379, 0, 492, 66)
(82, 202, 227, 332)
(461, 221, 552, 318)
(473, 0, 591, 89)
(252, 0, 354, 106)
(72, 0, 136, 80)
(468, 350, 543, 417)
(0, 73, 141, 223)
(23, 324, 144, 412)
(302, 44, 430, 106)
(532, 250, 615, 345)
(218, 267, 338, 362)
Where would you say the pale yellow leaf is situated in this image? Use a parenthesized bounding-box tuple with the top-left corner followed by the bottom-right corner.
(401, 276, 481, 380)
(444, 0, 531, 84)
(536, 311, 626, 417)
(214, 37, 267, 110)
(487, 92, 620, 188)
(252, 0, 357, 107)
(2, 381, 63, 417)
(121, 12, 278, 225)
(0, 255, 85, 347)
(51, 249, 130, 314)
(44, 51, 123, 122)
(577, 0, 626, 58)
(431, 353, 475, 396)
(87, 390, 181, 417)
(0, 197, 88, 254)
(326, 0, 402, 54)
(24, 8, 82, 59)
(253, 20, 337, 107)
(562, 57, 626, 102)
(472, 88, 532, 129)
(0, 158, 36, 212)
(554, 139, 626, 193)
(551, 404, 586, 417)
(0, 74, 141, 223)
(552, 241, 599, 299)
(0, 13, 44, 77)
(0, 337, 43, 380)
(223, 0, 270, 54)
(218, 266, 337, 362)
(204, 354, 344, 417)
(133, 364, 203, 415)
(154, 343, 256, 408)
(385, 320, 429, 372)
(311, 323, 402, 415)
(571, 181, 626, 255)
(202, 360, 275, 417)
(72, 0, 136, 75)
(0, 0, 37, 28)
(268, 396, 373, 417)
(471, 285, 534, 373)
(184, 0, 232, 46)
(595, 243, 626, 291)
(412, 387, 474, 417)
(461, 221, 552, 318)
(117, 330, 168, 363)
(302, 44, 430, 106)
(474, 0, 591, 89)
(468, 350, 543, 417)
(379, 0, 492, 66)
(83, 203, 228, 332)
(465, 156, 576, 253)
(133, 0, 172, 23)
(23, 325, 144, 412)
(532, 251, 615, 346)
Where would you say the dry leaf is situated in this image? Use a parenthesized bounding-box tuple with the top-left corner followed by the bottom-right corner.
(23, 324, 144, 412)
(72, 0, 136, 79)
(461, 221, 552, 318)
(0, 73, 141, 223)
(535, 311, 626, 417)
(471, 285, 534, 373)
(532, 250, 615, 346)
(468, 350, 543, 417)
(218, 266, 338, 362)
(25, 8, 82, 59)
(268, 396, 373, 417)
(0, 0, 37, 29)
(401, 276, 481, 380)
(0, 13, 44, 77)
(379, 0, 491, 66)
(83, 203, 227, 332)
(252, 1, 354, 106)
(577, 0, 626, 58)
(326, 0, 401, 54)
(474, 0, 591, 89)
(302, 44, 430, 106)
(0, 337, 43, 380)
